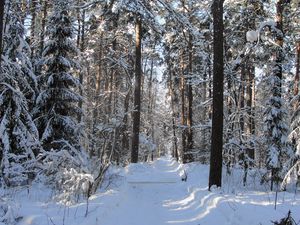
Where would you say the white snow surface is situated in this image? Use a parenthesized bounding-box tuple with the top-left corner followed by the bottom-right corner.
(246, 30, 258, 43)
(2, 156, 300, 225)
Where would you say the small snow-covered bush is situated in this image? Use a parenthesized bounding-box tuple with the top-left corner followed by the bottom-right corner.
(0, 198, 20, 225)
(56, 168, 93, 205)
(139, 133, 156, 161)
(37, 143, 93, 205)
(1, 153, 38, 187)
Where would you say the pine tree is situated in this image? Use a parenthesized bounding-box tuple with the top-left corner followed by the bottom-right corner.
(0, 0, 40, 186)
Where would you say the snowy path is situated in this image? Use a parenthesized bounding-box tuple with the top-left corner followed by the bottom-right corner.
(14, 156, 300, 225)
(95, 157, 186, 225)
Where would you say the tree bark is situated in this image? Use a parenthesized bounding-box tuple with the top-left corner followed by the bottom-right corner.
(131, 16, 142, 163)
(209, 0, 224, 190)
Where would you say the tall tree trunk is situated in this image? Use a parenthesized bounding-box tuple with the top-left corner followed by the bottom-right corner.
(131, 16, 142, 163)
(209, 0, 224, 190)
(30, 0, 36, 60)
(246, 67, 255, 160)
(0, 0, 4, 165)
(122, 90, 130, 153)
(275, 0, 286, 86)
(185, 33, 194, 163)
(78, 8, 85, 122)
(240, 66, 245, 134)
(39, 0, 48, 57)
(245, 1, 256, 161)
(169, 67, 179, 161)
(148, 59, 154, 159)
(109, 14, 118, 117)
(0, 0, 5, 66)
(180, 52, 186, 162)
(92, 33, 103, 157)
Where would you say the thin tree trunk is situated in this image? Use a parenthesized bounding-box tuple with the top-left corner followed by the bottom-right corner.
(244, 1, 256, 162)
(30, 0, 37, 60)
(180, 52, 186, 162)
(109, 14, 119, 117)
(169, 67, 179, 161)
(122, 90, 130, 152)
(148, 60, 154, 116)
(209, 0, 224, 190)
(186, 33, 194, 163)
(0, 0, 5, 66)
(294, 41, 300, 96)
(76, 1, 81, 48)
(131, 16, 142, 163)
(92, 33, 103, 156)
(240, 66, 245, 133)
(246, 67, 255, 160)
(78, 9, 85, 122)
(39, 0, 48, 57)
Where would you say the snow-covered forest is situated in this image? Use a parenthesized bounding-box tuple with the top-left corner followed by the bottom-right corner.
(0, 0, 300, 224)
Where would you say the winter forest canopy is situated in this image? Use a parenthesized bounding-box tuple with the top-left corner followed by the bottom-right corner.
(0, 0, 300, 224)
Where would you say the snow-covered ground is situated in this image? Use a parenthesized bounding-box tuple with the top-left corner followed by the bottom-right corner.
(1, 156, 300, 225)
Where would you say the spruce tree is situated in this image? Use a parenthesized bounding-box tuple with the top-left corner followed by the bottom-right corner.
(263, 0, 291, 190)
(34, 0, 83, 154)
(0, 1, 40, 186)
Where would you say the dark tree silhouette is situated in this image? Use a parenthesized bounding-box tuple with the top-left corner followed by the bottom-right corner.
(131, 15, 142, 163)
(209, 0, 224, 190)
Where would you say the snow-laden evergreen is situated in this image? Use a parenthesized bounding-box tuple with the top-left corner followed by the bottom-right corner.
(0, 0, 40, 187)
(263, 59, 291, 190)
(33, 0, 90, 195)
(34, 0, 82, 152)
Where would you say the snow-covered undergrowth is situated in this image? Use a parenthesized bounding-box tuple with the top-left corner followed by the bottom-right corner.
(0, 196, 20, 225)
(1, 157, 299, 225)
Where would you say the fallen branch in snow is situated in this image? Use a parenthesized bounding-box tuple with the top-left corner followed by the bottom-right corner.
(91, 164, 110, 195)
(271, 210, 298, 225)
